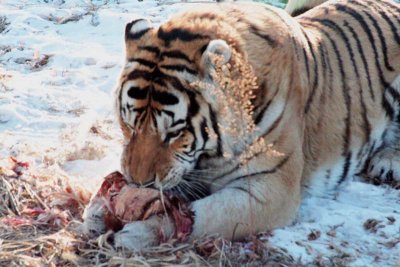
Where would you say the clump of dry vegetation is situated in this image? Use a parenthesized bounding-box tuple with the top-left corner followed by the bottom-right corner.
(193, 48, 284, 168)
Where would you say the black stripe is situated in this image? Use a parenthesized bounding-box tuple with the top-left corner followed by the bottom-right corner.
(187, 147, 206, 157)
(343, 21, 375, 100)
(161, 50, 193, 63)
(384, 8, 400, 35)
(129, 19, 144, 25)
(138, 109, 148, 127)
(199, 44, 208, 55)
(262, 109, 284, 137)
(152, 90, 179, 105)
(302, 21, 352, 163)
(200, 118, 209, 149)
(361, 11, 394, 72)
(157, 27, 208, 46)
(127, 86, 149, 100)
(302, 28, 320, 114)
(133, 112, 141, 128)
(304, 18, 355, 185)
(187, 91, 200, 117)
(359, 86, 371, 143)
(363, 0, 400, 17)
(127, 68, 181, 85)
(337, 152, 352, 185)
(305, 18, 359, 80)
(187, 122, 197, 152)
(132, 106, 146, 113)
(126, 28, 151, 40)
(166, 75, 191, 93)
(254, 99, 271, 125)
(139, 46, 160, 56)
(316, 41, 328, 129)
(171, 119, 186, 127)
(127, 70, 154, 81)
(334, 3, 398, 123)
(165, 129, 181, 143)
(361, 0, 400, 45)
(382, 92, 400, 123)
(161, 109, 175, 118)
(125, 19, 150, 40)
(306, 18, 371, 143)
(255, 82, 281, 126)
(335, 3, 397, 106)
(396, 107, 400, 123)
(118, 85, 124, 122)
(358, 141, 377, 174)
(128, 58, 156, 69)
(386, 84, 400, 100)
(227, 154, 291, 185)
(211, 146, 274, 182)
(209, 104, 222, 157)
(151, 110, 158, 130)
(302, 46, 311, 84)
(228, 186, 265, 204)
(379, 1, 400, 13)
(248, 24, 278, 47)
(160, 64, 197, 75)
(291, 7, 311, 17)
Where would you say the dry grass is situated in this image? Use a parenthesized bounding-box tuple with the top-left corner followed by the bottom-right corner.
(0, 156, 296, 267)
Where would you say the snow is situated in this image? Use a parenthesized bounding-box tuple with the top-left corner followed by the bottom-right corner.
(1, 0, 399, 266)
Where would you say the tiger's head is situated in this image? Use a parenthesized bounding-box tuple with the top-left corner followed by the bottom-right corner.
(115, 16, 242, 198)
(115, 3, 300, 199)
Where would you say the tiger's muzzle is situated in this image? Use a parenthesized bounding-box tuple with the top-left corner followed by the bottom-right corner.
(121, 128, 173, 187)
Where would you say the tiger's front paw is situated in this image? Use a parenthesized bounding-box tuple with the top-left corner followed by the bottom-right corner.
(367, 147, 400, 183)
(113, 216, 175, 251)
(81, 198, 107, 237)
(114, 221, 158, 250)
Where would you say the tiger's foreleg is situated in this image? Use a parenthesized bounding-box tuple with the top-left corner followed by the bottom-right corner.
(190, 174, 302, 241)
(113, 163, 302, 250)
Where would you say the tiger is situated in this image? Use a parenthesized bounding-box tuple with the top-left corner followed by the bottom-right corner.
(82, 0, 400, 250)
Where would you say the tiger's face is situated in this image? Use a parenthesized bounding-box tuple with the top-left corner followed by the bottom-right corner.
(116, 19, 233, 198)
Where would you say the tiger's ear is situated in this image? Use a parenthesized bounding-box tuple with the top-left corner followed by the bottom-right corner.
(124, 18, 154, 59)
(199, 40, 232, 108)
(201, 39, 232, 70)
(125, 18, 153, 41)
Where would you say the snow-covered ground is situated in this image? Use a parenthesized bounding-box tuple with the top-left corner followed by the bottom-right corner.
(0, 1, 399, 266)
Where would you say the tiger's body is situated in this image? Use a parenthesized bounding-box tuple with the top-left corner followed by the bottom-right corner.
(83, 0, 400, 249)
